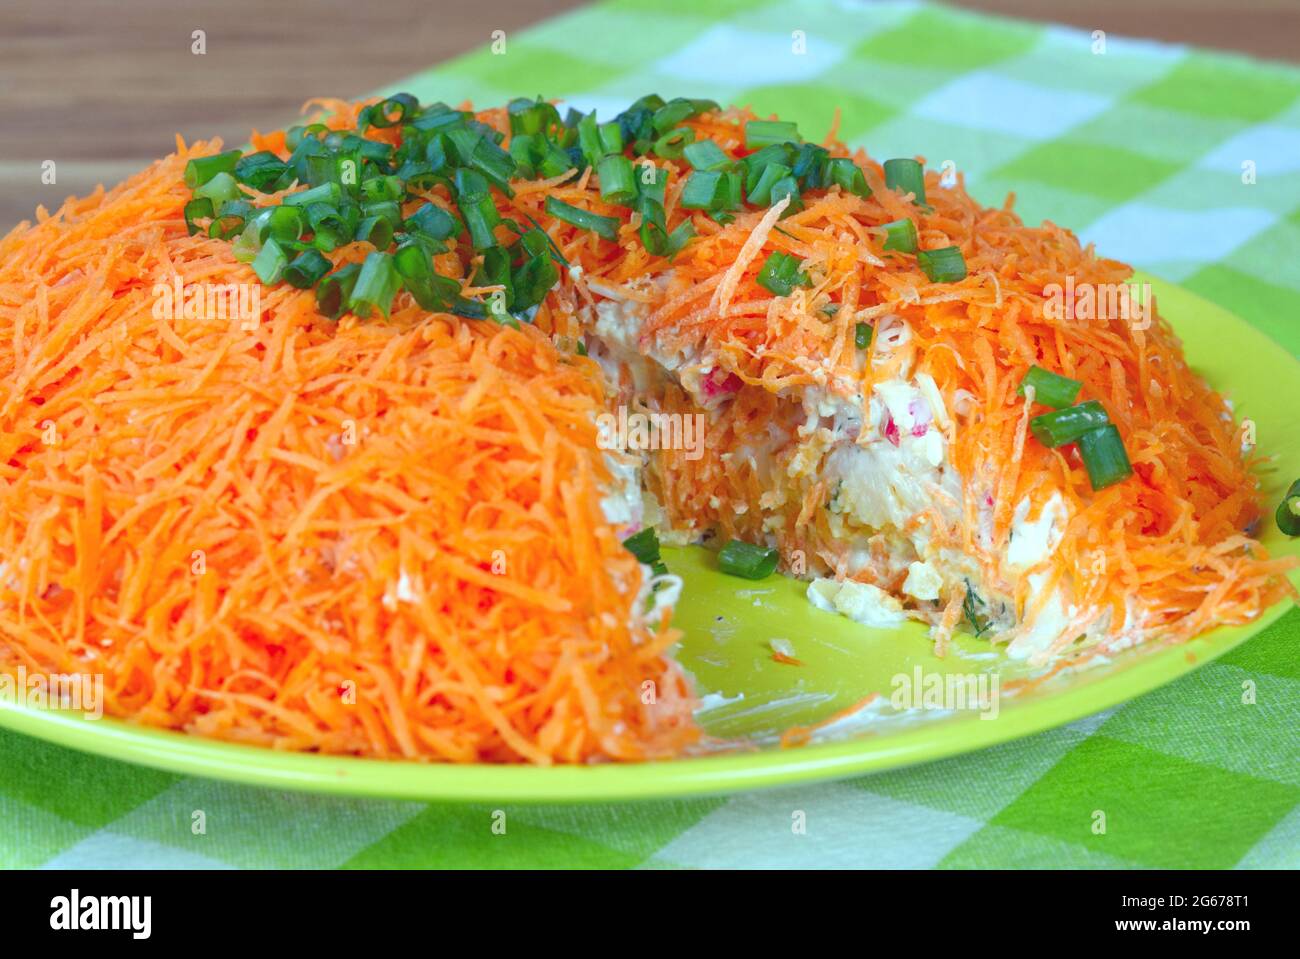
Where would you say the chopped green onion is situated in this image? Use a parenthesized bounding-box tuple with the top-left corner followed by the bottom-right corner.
(393, 240, 433, 279)
(576, 113, 604, 166)
(880, 218, 918, 253)
(208, 199, 253, 240)
(447, 128, 517, 194)
(185, 91, 725, 322)
(508, 133, 539, 178)
(748, 161, 791, 207)
(544, 196, 620, 241)
(251, 237, 289, 285)
(883, 158, 926, 207)
(231, 214, 266, 262)
(1276, 479, 1300, 536)
(826, 157, 870, 198)
(184, 150, 242, 189)
(510, 232, 561, 311)
(638, 204, 669, 257)
(474, 245, 512, 299)
(917, 246, 967, 283)
(364, 93, 420, 129)
(719, 170, 743, 211)
(303, 152, 339, 189)
(452, 163, 489, 198)
(597, 154, 636, 204)
(791, 143, 830, 189)
(1029, 400, 1111, 448)
(183, 197, 214, 237)
(684, 139, 731, 172)
(626, 93, 666, 114)
(745, 120, 799, 149)
(406, 202, 460, 241)
(617, 110, 654, 153)
(767, 175, 803, 216)
(652, 127, 695, 159)
(455, 168, 502, 250)
(409, 105, 469, 134)
(632, 168, 665, 215)
(756, 251, 811, 297)
(394, 159, 446, 192)
(518, 211, 569, 267)
(855, 322, 872, 350)
(395, 240, 461, 311)
(259, 205, 304, 243)
(1018, 366, 1083, 409)
(233, 152, 289, 192)
(598, 122, 624, 157)
(284, 123, 328, 151)
(343, 133, 395, 165)
(1077, 424, 1133, 491)
(718, 539, 779, 580)
(651, 99, 694, 134)
(623, 527, 668, 577)
(507, 97, 560, 137)
(306, 203, 356, 253)
(537, 141, 574, 179)
(405, 273, 462, 312)
(680, 170, 726, 210)
(361, 199, 403, 229)
(354, 215, 394, 250)
(744, 144, 795, 186)
(393, 238, 460, 311)
(193, 171, 243, 205)
(282, 182, 342, 208)
(349, 251, 402, 319)
(449, 297, 488, 320)
(360, 175, 405, 203)
(286, 136, 331, 185)
(316, 263, 362, 320)
(513, 141, 551, 181)
(635, 191, 668, 249)
(282, 249, 333, 289)
(666, 219, 696, 258)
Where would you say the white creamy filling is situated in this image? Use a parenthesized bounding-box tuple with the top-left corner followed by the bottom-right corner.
(824, 408, 958, 546)
(1006, 492, 1067, 570)
(599, 452, 643, 534)
(582, 292, 1107, 660)
(807, 577, 908, 628)
(902, 560, 943, 601)
(1006, 573, 1074, 660)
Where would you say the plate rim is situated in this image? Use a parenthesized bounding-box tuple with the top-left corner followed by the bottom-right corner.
(0, 596, 1293, 802)
(1, 273, 1297, 802)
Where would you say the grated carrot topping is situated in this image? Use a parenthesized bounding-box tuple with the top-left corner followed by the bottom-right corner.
(0, 134, 698, 763)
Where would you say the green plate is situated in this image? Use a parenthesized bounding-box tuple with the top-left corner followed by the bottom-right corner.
(0, 274, 1296, 800)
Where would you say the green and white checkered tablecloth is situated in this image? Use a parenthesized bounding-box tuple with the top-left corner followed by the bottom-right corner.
(3, 0, 1297, 870)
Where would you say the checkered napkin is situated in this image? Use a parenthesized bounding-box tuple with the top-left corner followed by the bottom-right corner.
(3, 0, 1297, 870)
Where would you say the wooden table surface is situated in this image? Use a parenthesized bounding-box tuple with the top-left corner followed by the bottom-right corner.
(3, 0, 1297, 231)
